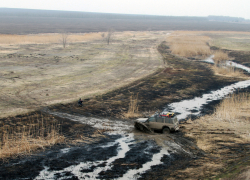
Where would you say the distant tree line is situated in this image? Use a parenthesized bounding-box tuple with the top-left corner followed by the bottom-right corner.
(208, 15, 249, 23)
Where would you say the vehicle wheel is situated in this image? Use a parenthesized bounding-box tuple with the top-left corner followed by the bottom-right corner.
(140, 126, 144, 131)
(162, 127, 170, 134)
(134, 125, 139, 130)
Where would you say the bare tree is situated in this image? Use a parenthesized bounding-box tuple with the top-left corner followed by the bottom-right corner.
(61, 33, 69, 48)
(106, 29, 114, 45)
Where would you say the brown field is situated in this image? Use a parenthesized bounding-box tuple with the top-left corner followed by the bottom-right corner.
(172, 31, 250, 51)
(0, 31, 168, 118)
(165, 31, 250, 78)
(1, 11, 250, 35)
(0, 33, 103, 45)
(167, 31, 250, 52)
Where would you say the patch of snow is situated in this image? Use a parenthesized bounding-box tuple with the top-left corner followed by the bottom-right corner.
(226, 61, 250, 73)
(165, 58, 250, 120)
(119, 148, 169, 180)
(164, 79, 250, 120)
(201, 55, 214, 63)
(35, 134, 134, 180)
(60, 148, 71, 154)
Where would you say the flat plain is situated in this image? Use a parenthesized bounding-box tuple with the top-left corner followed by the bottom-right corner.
(0, 31, 166, 118)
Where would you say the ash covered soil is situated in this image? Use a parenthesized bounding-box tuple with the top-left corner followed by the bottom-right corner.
(0, 43, 250, 179)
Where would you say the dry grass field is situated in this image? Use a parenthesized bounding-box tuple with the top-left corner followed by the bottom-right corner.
(169, 31, 250, 51)
(0, 31, 168, 118)
(0, 33, 104, 45)
(166, 33, 211, 57)
(179, 93, 250, 179)
(196, 93, 250, 141)
(166, 31, 250, 56)
(166, 31, 250, 78)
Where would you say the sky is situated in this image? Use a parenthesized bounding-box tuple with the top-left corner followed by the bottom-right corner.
(1, 0, 250, 19)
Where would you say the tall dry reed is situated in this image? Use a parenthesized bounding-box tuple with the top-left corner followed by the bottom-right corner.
(210, 93, 250, 139)
(214, 93, 250, 121)
(213, 50, 229, 65)
(211, 65, 245, 78)
(167, 35, 211, 57)
(122, 93, 141, 119)
(194, 93, 250, 143)
(0, 114, 64, 159)
(212, 50, 246, 77)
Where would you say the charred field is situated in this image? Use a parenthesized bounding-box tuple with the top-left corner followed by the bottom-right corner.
(0, 41, 249, 179)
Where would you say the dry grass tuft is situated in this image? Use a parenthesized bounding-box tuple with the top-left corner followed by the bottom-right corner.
(122, 93, 141, 119)
(211, 51, 247, 78)
(211, 65, 246, 78)
(213, 50, 229, 64)
(197, 93, 250, 141)
(167, 35, 211, 57)
(0, 114, 64, 159)
(214, 93, 250, 121)
(195, 135, 213, 151)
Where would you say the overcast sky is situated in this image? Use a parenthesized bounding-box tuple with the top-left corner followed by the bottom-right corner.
(2, 0, 250, 19)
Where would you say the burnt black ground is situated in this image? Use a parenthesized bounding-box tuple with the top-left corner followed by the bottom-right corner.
(99, 140, 161, 179)
(0, 134, 121, 179)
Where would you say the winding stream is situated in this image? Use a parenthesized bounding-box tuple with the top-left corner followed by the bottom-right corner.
(34, 58, 250, 180)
